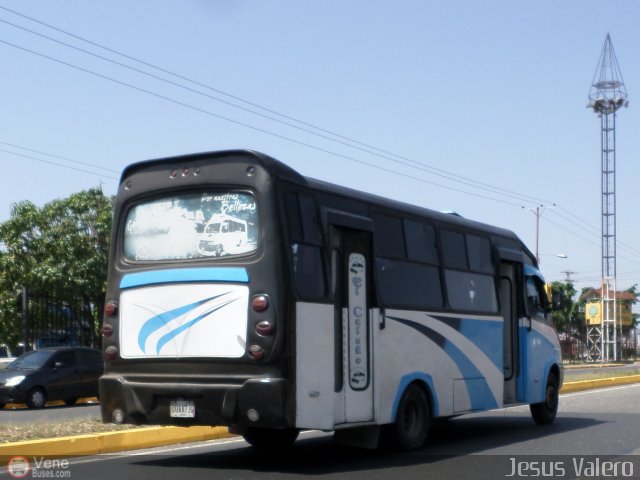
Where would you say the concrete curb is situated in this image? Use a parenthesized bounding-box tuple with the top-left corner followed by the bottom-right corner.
(1, 375, 640, 462)
(560, 374, 640, 394)
(0, 426, 232, 461)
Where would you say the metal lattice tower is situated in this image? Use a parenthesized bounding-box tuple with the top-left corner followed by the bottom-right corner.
(586, 33, 628, 362)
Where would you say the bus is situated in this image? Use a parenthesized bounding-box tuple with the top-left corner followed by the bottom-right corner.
(100, 150, 563, 451)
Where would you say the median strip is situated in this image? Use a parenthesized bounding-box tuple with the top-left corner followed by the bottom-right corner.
(560, 374, 640, 394)
(0, 425, 232, 462)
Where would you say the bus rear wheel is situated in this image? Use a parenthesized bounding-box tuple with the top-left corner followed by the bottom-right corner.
(530, 372, 559, 425)
(242, 427, 299, 450)
(384, 383, 431, 451)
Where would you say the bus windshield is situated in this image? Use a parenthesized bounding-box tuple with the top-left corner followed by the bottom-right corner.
(124, 191, 258, 261)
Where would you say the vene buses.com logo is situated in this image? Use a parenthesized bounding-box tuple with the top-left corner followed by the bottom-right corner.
(7, 456, 30, 478)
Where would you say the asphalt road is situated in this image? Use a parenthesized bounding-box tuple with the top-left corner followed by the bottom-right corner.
(4, 383, 639, 480)
(3, 362, 637, 425)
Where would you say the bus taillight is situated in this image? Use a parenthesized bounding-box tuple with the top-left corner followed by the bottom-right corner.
(247, 345, 265, 361)
(101, 323, 114, 337)
(104, 300, 118, 317)
(105, 346, 119, 361)
(255, 320, 273, 336)
(251, 294, 269, 312)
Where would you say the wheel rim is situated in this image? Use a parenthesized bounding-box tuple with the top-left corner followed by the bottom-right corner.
(401, 393, 425, 441)
(31, 390, 45, 407)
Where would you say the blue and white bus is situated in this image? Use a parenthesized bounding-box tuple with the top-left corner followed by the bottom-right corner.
(100, 150, 563, 450)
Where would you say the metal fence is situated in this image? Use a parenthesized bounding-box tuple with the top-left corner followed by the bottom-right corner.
(559, 327, 638, 363)
(21, 287, 100, 351)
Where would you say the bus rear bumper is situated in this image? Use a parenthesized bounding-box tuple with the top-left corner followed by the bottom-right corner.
(99, 375, 290, 429)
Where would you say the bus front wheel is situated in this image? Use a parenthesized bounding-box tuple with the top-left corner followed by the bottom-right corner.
(242, 427, 299, 450)
(383, 383, 431, 451)
(530, 371, 559, 425)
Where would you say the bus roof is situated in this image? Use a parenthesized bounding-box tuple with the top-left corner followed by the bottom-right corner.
(121, 149, 534, 261)
(121, 149, 304, 184)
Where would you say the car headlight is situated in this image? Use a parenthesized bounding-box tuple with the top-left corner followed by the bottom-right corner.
(5, 375, 25, 387)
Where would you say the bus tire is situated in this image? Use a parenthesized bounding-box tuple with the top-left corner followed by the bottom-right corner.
(530, 371, 559, 425)
(242, 427, 299, 450)
(384, 383, 431, 451)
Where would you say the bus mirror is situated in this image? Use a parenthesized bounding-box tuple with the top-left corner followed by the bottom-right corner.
(544, 283, 563, 312)
(551, 291, 564, 312)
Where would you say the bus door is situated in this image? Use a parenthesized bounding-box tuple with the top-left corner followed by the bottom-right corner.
(331, 226, 375, 424)
(500, 260, 520, 404)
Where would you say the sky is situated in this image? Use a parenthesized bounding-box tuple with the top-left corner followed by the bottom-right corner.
(0, 1, 639, 299)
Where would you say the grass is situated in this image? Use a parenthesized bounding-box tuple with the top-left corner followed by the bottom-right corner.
(565, 366, 640, 382)
(0, 418, 149, 444)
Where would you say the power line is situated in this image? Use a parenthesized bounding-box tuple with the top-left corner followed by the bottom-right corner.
(0, 140, 119, 174)
(541, 216, 601, 249)
(0, 6, 552, 208)
(542, 215, 640, 270)
(3, 5, 638, 263)
(0, 37, 531, 208)
(0, 148, 118, 180)
(548, 206, 640, 259)
(548, 207, 600, 236)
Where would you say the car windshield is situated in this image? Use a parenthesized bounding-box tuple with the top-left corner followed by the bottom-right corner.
(8, 350, 55, 370)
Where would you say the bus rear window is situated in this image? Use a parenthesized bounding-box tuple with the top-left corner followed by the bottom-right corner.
(124, 192, 258, 261)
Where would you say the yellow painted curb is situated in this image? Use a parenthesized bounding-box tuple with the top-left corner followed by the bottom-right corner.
(560, 374, 640, 393)
(0, 426, 232, 462)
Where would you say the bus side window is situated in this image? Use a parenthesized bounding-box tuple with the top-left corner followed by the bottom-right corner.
(526, 276, 549, 314)
(441, 230, 498, 313)
(291, 243, 325, 299)
(371, 214, 443, 310)
(285, 191, 326, 300)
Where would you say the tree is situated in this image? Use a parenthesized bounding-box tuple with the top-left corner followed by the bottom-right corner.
(0, 189, 114, 348)
(625, 284, 640, 328)
(550, 281, 581, 334)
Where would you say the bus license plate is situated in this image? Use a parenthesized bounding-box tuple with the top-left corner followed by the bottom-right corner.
(170, 399, 195, 418)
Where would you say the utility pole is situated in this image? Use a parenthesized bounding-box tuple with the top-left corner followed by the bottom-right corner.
(562, 271, 576, 283)
(531, 206, 545, 263)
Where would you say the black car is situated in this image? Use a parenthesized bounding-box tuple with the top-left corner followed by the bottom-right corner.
(0, 347, 103, 409)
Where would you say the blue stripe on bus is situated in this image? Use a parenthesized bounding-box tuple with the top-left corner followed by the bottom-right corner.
(155, 297, 239, 354)
(519, 326, 559, 404)
(431, 315, 503, 373)
(442, 339, 498, 411)
(120, 267, 249, 289)
(388, 316, 498, 412)
(458, 319, 503, 372)
(137, 293, 229, 352)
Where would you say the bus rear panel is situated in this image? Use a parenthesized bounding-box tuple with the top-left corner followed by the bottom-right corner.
(100, 151, 298, 431)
